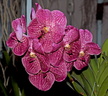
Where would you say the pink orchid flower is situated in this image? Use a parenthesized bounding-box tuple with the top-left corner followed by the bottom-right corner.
(48, 25, 79, 72)
(28, 4, 67, 53)
(73, 29, 101, 70)
(6, 15, 29, 56)
(22, 42, 67, 91)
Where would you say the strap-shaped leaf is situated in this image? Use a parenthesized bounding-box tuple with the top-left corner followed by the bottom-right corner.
(80, 74, 93, 96)
(97, 76, 108, 96)
(67, 73, 87, 95)
(98, 39, 108, 65)
(90, 57, 98, 76)
(98, 66, 108, 86)
(11, 78, 21, 96)
(0, 80, 8, 96)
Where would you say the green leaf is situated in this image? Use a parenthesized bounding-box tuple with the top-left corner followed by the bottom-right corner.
(98, 39, 108, 65)
(98, 66, 108, 86)
(67, 73, 87, 95)
(90, 57, 98, 76)
(21, 89, 25, 96)
(72, 80, 87, 96)
(96, 57, 108, 84)
(11, 78, 21, 96)
(80, 74, 91, 96)
(97, 76, 108, 96)
(3, 51, 11, 65)
(0, 79, 8, 96)
(101, 39, 108, 55)
(82, 66, 95, 87)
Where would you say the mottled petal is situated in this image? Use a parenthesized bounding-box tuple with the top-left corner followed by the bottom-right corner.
(29, 72, 55, 91)
(85, 42, 101, 55)
(12, 19, 23, 41)
(50, 61, 67, 82)
(74, 55, 90, 70)
(28, 19, 43, 38)
(49, 47, 63, 66)
(22, 54, 41, 74)
(63, 26, 79, 44)
(33, 39, 44, 54)
(36, 53, 50, 72)
(65, 61, 73, 72)
(6, 32, 18, 48)
(79, 29, 93, 46)
(12, 36, 29, 56)
(63, 41, 80, 62)
(52, 10, 67, 27)
(35, 3, 42, 11)
(21, 15, 26, 33)
(63, 51, 78, 62)
(51, 25, 65, 43)
(36, 9, 52, 25)
(40, 33, 53, 53)
(31, 8, 36, 20)
(52, 41, 64, 52)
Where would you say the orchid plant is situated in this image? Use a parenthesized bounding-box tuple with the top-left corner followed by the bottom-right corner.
(4, 2, 108, 96)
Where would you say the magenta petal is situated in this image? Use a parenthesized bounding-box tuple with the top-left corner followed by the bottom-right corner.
(15, 25, 23, 41)
(13, 36, 29, 56)
(33, 39, 44, 54)
(85, 42, 101, 55)
(29, 72, 55, 91)
(40, 33, 53, 53)
(51, 25, 65, 43)
(79, 29, 93, 45)
(6, 32, 18, 48)
(31, 8, 36, 20)
(35, 3, 42, 11)
(65, 61, 73, 72)
(49, 47, 63, 66)
(36, 9, 52, 25)
(63, 41, 80, 62)
(28, 19, 43, 38)
(21, 15, 26, 33)
(50, 61, 67, 82)
(52, 10, 67, 27)
(52, 41, 63, 52)
(12, 18, 20, 31)
(22, 55, 41, 74)
(63, 26, 79, 44)
(36, 53, 50, 72)
(12, 19, 23, 41)
(74, 55, 90, 70)
(63, 51, 78, 62)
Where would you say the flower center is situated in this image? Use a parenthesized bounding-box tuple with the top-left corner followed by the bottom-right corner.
(79, 51, 85, 57)
(30, 52, 36, 58)
(42, 27, 49, 33)
(64, 44, 71, 50)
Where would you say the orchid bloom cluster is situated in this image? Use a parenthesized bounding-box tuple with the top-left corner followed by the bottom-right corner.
(6, 3, 101, 91)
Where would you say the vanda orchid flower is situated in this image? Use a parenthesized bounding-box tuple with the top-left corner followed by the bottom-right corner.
(6, 15, 29, 56)
(73, 29, 101, 70)
(28, 3, 67, 53)
(6, 2, 102, 92)
(62, 26, 101, 70)
(22, 43, 67, 91)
